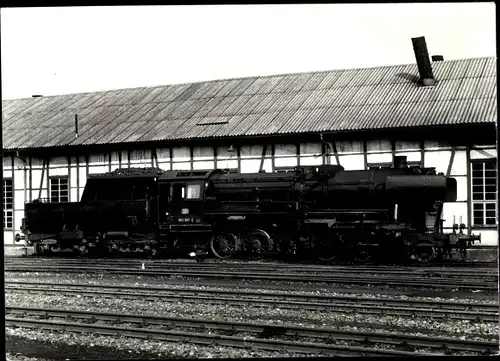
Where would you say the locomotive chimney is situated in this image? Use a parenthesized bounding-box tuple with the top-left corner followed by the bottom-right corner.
(411, 36, 435, 86)
(393, 156, 407, 168)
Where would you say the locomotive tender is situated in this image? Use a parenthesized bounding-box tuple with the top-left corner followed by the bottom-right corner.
(17, 156, 480, 263)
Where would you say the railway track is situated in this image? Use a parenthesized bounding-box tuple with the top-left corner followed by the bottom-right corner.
(5, 307, 497, 356)
(4, 256, 498, 269)
(4, 257, 498, 269)
(5, 265, 498, 291)
(6, 281, 499, 322)
(4, 259, 498, 277)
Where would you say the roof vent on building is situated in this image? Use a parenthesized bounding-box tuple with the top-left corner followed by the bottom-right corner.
(411, 36, 436, 86)
(431, 55, 444, 62)
(32, 95, 43, 98)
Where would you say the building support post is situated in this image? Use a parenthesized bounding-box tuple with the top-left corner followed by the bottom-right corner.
(38, 159, 46, 200)
(446, 146, 456, 177)
(332, 140, 341, 167)
(259, 144, 268, 172)
(465, 145, 472, 235)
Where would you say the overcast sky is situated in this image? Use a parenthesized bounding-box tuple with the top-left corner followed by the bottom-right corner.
(1, 3, 496, 100)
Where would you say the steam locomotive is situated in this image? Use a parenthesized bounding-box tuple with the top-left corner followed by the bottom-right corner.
(17, 156, 481, 263)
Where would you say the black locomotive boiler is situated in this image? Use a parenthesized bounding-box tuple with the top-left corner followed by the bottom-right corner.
(17, 156, 480, 263)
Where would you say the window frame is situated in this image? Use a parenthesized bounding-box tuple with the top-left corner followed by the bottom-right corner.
(49, 176, 69, 203)
(3, 178, 14, 230)
(170, 182, 204, 201)
(471, 159, 497, 228)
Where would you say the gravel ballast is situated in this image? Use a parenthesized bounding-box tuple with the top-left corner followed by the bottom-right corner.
(6, 327, 316, 359)
(5, 269, 498, 359)
(5, 292, 498, 342)
(6, 274, 498, 303)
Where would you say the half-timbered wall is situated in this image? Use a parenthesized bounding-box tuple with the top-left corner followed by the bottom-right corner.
(3, 139, 497, 246)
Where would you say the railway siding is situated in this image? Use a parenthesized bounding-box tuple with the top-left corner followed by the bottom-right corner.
(5, 307, 498, 356)
(5, 281, 499, 323)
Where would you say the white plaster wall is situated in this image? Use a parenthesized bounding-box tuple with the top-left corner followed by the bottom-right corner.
(71, 188, 78, 203)
(88, 166, 108, 174)
(70, 168, 78, 188)
(216, 159, 238, 170)
(158, 161, 171, 170)
(449, 150, 467, 175)
(4, 231, 13, 244)
(394, 151, 421, 162)
(300, 156, 322, 166)
(367, 153, 392, 164)
(14, 190, 25, 210)
(338, 154, 365, 170)
(454, 176, 467, 202)
(172, 162, 191, 171)
(473, 230, 498, 246)
(336, 140, 363, 154)
(193, 161, 215, 170)
(241, 159, 272, 173)
(470, 148, 497, 160)
(424, 150, 452, 174)
(48, 167, 69, 176)
(13, 169, 25, 189)
(366, 139, 391, 153)
(395, 140, 420, 151)
(442, 202, 468, 228)
(130, 149, 152, 165)
(274, 144, 296, 157)
(157, 148, 171, 162)
(275, 157, 297, 168)
(172, 147, 190, 162)
(300, 142, 321, 156)
(193, 146, 214, 161)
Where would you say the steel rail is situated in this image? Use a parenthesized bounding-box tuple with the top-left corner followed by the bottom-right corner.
(5, 266, 498, 290)
(5, 264, 498, 281)
(4, 259, 497, 273)
(6, 284, 498, 322)
(4, 256, 497, 268)
(5, 307, 497, 355)
(6, 281, 498, 311)
(4, 262, 497, 278)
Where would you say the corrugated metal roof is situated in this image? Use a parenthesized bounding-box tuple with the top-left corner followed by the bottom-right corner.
(2, 56, 496, 150)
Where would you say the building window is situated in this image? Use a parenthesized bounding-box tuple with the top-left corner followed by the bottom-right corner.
(3, 179, 13, 229)
(50, 177, 69, 202)
(472, 160, 497, 226)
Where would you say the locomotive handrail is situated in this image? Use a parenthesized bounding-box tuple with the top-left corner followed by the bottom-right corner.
(307, 209, 390, 214)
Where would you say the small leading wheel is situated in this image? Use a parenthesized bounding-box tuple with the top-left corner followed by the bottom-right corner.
(414, 245, 437, 263)
(210, 234, 236, 259)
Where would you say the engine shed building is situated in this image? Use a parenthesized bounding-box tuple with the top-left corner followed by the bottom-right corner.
(2, 55, 497, 254)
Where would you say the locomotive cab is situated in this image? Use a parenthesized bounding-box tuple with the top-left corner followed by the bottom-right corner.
(158, 170, 214, 228)
(165, 182, 205, 225)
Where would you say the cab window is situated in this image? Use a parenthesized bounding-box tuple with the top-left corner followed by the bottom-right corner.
(186, 184, 201, 199)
